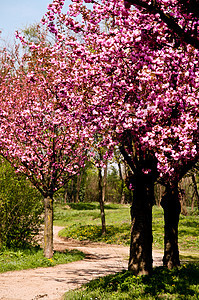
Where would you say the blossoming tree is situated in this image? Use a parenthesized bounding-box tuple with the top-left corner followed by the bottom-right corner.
(0, 34, 90, 258)
(42, 0, 198, 274)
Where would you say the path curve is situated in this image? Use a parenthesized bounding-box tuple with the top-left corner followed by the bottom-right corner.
(0, 226, 163, 300)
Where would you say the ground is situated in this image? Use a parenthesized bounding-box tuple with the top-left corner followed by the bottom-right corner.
(0, 226, 163, 300)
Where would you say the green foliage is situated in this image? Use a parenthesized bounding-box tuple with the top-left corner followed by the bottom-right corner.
(107, 166, 132, 203)
(0, 158, 43, 249)
(55, 163, 132, 204)
(0, 246, 85, 273)
(64, 264, 199, 299)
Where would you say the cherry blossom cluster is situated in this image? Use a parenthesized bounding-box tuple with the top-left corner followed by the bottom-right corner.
(0, 38, 91, 196)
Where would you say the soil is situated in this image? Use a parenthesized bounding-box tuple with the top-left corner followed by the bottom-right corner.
(0, 226, 163, 300)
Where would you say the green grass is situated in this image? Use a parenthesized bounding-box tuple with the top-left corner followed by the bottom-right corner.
(0, 246, 85, 273)
(55, 202, 131, 245)
(152, 206, 199, 255)
(55, 203, 199, 258)
(64, 264, 199, 299)
(54, 202, 130, 227)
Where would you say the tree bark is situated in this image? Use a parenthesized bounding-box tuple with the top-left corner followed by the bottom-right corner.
(98, 166, 106, 235)
(44, 196, 54, 259)
(71, 178, 75, 203)
(102, 161, 108, 204)
(64, 183, 68, 203)
(192, 174, 199, 210)
(161, 183, 181, 269)
(118, 160, 126, 204)
(75, 171, 83, 203)
(128, 174, 154, 275)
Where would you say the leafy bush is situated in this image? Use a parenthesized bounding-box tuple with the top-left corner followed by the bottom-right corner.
(0, 158, 43, 249)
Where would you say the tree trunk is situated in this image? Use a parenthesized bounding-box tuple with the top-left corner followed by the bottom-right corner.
(71, 178, 75, 203)
(44, 196, 54, 259)
(118, 160, 125, 204)
(64, 183, 68, 204)
(128, 174, 154, 275)
(192, 174, 199, 210)
(102, 161, 108, 203)
(75, 171, 83, 203)
(161, 183, 181, 269)
(98, 166, 106, 235)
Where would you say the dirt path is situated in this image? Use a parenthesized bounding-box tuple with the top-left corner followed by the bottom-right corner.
(0, 226, 163, 300)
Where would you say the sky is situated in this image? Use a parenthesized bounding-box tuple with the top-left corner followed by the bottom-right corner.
(0, 0, 70, 46)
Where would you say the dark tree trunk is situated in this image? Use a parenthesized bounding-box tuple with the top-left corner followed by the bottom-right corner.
(44, 196, 54, 258)
(98, 166, 106, 235)
(128, 174, 154, 275)
(161, 183, 181, 269)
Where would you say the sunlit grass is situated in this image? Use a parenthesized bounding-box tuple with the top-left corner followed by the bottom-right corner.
(0, 247, 85, 273)
(55, 203, 199, 257)
(54, 202, 131, 227)
(59, 224, 130, 245)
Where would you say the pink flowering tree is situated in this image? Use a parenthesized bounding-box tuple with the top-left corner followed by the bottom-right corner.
(42, 0, 198, 274)
(123, 0, 199, 268)
(124, 0, 199, 49)
(0, 34, 90, 258)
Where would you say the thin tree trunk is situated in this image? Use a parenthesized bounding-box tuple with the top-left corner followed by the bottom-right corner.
(75, 171, 83, 203)
(128, 174, 154, 275)
(102, 161, 108, 203)
(64, 183, 68, 204)
(179, 188, 187, 216)
(192, 174, 199, 210)
(161, 183, 181, 269)
(118, 160, 125, 204)
(44, 196, 54, 259)
(98, 166, 106, 235)
(71, 178, 75, 203)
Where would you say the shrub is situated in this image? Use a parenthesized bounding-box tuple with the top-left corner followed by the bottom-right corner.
(0, 157, 43, 249)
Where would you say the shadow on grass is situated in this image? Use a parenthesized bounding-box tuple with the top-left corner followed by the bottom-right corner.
(67, 203, 99, 210)
(82, 264, 199, 298)
(179, 229, 199, 237)
(67, 202, 121, 211)
(180, 254, 199, 263)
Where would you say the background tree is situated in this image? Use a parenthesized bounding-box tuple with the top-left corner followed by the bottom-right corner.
(0, 34, 89, 258)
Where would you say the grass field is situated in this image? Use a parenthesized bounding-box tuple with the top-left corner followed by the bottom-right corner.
(55, 202, 199, 261)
